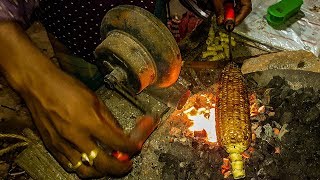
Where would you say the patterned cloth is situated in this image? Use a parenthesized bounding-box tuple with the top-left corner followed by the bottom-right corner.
(167, 12, 202, 43)
(0, 0, 157, 62)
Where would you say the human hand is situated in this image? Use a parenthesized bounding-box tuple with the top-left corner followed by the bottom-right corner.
(212, 0, 252, 26)
(0, 22, 154, 179)
(23, 71, 142, 178)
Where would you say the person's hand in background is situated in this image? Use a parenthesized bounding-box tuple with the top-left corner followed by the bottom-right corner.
(213, 0, 252, 26)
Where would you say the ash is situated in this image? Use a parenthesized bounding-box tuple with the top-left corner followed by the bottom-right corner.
(246, 76, 320, 179)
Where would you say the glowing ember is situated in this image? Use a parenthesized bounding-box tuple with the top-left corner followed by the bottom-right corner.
(183, 93, 217, 143)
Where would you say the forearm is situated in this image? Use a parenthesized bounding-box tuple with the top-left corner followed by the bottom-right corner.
(0, 22, 61, 94)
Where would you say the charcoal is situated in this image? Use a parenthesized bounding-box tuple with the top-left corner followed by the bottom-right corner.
(287, 161, 302, 175)
(257, 167, 267, 178)
(296, 88, 304, 95)
(194, 130, 207, 138)
(263, 163, 279, 179)
(262, 157, 274, 167)
(270, 89, 283, 107)
(244, 165, 257, 179)
(286, 91, 301, 109)
(251, 149, 265, 163)
(303, 87, 315, 97)
(208, 148, 226, 165)
(279, 85, 292, 100)
(269, 107, 283, 122)
(279, 111, 293, 125)
(300, 93, 317, 108)
(304, 102, 320, 124)
(267, 76, 287, 89)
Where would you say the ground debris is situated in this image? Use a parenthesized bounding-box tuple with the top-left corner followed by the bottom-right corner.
(169, 127, 182, 137)
(0, 161, 9, 177)
(246, 76, 320, 179)
(277, 124, 289, 140)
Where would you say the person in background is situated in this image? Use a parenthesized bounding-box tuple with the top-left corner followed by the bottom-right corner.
(0, 0, 251, 178)
(168, 0, 252, 42)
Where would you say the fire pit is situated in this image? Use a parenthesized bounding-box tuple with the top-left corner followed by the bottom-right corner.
(119, 68, 320, 180)
(4, 63, 319, 179)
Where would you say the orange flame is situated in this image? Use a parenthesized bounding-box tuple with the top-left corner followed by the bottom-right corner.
(183, 94, 217, 143)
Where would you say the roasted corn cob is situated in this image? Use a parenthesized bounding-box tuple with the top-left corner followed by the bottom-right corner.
(215, 62, 251, 179)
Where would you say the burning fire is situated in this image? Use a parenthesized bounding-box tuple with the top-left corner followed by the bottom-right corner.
(183, 93, 217, 143)
(182, 92, 262, 143)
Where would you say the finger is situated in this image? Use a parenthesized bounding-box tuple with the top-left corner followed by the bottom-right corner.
(91, 121, 139, 154)
(39, 123, 101, 178)
(26, 98, 101, 178)
(55, 137, 102, 178)
(66, 133, 133, 176)
(90, 100, 140, 154)
(129, 115, 158, 150)
(212, 0, 225, 25)
(93, 148, 133, 176)
(49, 148, 76, 172)
(235, 0, 252, 25)
(26, 104, 78, 173)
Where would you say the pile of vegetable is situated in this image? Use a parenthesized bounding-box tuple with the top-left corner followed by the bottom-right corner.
(202, 23, 236, 61)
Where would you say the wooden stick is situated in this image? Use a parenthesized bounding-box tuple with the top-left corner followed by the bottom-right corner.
(15, 129, 79, 180)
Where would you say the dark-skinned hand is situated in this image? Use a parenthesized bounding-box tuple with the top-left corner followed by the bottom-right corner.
(21, 70, 150, 178)
(212, 0, 252, 26)
(0, 21, 159, 179)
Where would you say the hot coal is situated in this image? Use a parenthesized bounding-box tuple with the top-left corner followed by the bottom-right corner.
(161, 75, 320, 180)
(193, 130, 208, 138)
(246, 76, 320, 179)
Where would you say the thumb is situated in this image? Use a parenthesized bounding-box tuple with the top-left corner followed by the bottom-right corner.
(212, 0, 225, 25)
(235, 0, 252, 25)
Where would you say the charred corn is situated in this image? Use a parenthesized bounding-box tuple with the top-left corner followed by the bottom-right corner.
(215, 62, 251, 179)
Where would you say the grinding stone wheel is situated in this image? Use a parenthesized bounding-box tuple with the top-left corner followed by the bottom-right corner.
(95, 5, 182, 93)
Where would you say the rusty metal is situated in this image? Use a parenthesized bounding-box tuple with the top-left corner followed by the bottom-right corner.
(96, 5, 182, 90)
(96, 30, 156, 93)
(94, 5, 190, 111)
